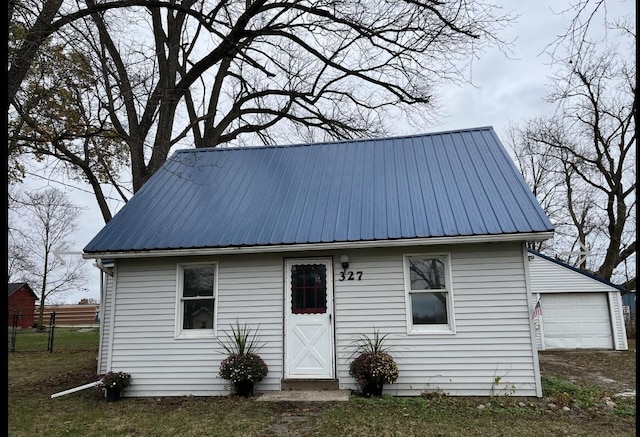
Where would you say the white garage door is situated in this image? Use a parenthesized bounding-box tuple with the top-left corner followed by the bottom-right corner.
(541, 293, 613, 349)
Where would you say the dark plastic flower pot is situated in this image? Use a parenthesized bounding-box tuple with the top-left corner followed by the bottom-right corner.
(234, 380, 254, 398)
(105, 387, 121, 402)
(363, 380, 384, 397)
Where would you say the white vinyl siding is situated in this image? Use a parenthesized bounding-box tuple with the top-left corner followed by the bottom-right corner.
(609, 292, 628, 350)
(103, 254, 283, 397)
(334, 243, 539, 397)
(528, 252, 628, 351)
(102, 242, 540, 397)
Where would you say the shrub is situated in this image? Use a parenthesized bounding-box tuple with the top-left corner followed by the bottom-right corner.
(348, 328, 399, 394)
(349, 351, 399, 387)
(218, 320, 264, 355)
(217, 321, 268, 386)
(219, 353, 268, 383)
(97, 371, 131, 391)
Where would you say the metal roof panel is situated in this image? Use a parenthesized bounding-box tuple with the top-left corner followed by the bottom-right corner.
(83, 127, 555, 253)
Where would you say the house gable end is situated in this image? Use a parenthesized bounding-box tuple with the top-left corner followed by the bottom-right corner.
(528, 249, 625, 293)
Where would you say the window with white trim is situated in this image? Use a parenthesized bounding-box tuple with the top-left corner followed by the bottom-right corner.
(176, 263, 217, 337)
(404, 254, 455, 333)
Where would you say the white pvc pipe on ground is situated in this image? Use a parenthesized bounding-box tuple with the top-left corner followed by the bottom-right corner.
(51, 381, 100, 398)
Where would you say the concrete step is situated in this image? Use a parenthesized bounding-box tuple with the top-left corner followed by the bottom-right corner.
(257, 390, 350, 402)
(280, 378, 339, 391)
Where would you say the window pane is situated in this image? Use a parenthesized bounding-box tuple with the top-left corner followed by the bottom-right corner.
(184, 266, 214, 297)
(408, 257, 446, 290)
(291, 264, 327, 313)
(411, 292, 447, 325)
(183, 299, 215, 329)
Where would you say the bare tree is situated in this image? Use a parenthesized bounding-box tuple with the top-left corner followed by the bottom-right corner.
(8, 0, 206, 106)
(8, 235, 37, 285)
(507, 9, 635, 286)
(8, 186, 37, 284)
(9, 0, 514, 217)
(9, 187, 88, 328)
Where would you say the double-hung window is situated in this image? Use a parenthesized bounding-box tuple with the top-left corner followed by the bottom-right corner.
(176, 263, 217, 338)
(404, 254, 455, 334)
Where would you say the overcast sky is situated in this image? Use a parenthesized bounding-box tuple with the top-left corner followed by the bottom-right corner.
(18, 0, 634, 304)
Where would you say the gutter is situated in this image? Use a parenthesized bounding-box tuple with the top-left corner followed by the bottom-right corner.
(83, 231, 555, 260)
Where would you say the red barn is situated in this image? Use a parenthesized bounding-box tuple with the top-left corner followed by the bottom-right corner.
(8, 283, 38, 328)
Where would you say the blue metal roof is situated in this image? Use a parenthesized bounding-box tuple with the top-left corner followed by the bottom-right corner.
(84, 127, 554, 254)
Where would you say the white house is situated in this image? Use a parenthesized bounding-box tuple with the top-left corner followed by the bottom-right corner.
(527, 249, 628, 351)
(84, 127, 555, 398)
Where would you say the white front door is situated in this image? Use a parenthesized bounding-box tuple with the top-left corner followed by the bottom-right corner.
(284, 258, 334, 379)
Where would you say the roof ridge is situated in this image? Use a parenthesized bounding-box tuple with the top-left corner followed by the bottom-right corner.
(171, 126, 496, 155)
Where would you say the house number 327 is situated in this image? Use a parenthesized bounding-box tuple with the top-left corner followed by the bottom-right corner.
(339, 271, 363, 281)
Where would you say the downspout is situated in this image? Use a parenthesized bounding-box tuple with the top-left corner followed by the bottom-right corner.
(93, 259, 114, 374)
(51, 381, 100, 398)
(95, 258, 112, 275)
(94, 259, 107, 375)
(106, 262, 118, 373)
(522, 245, 543, 398)
(50, 259, 110, 400)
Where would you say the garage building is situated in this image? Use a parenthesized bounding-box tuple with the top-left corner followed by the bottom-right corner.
(528, 249, 628, 351)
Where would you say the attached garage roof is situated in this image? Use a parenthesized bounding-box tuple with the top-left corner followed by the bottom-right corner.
(528, 249, 626, 292)
(84, 127, 554, 255)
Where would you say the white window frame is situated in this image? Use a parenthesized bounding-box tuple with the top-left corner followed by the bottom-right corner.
(174, 262, 218, 339)
(403, 253, 456, 335)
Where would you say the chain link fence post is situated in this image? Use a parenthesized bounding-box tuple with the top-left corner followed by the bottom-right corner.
(47, 312, 57, 353)
(9, 310, 22, 352)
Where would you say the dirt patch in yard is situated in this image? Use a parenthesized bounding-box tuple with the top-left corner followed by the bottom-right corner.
(538, 339, 636, 395)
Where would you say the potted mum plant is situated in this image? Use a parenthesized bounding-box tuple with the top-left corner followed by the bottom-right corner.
(349, 328, 399, 397)
(218, 321, 268, 397)
(97, 371, 131, 402)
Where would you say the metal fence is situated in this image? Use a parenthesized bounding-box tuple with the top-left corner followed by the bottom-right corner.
(8, 310, 22, 352)
(8, 311, 58, 353)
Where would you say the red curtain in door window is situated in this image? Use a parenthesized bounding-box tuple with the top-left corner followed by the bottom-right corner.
(291, 264, 327, 314)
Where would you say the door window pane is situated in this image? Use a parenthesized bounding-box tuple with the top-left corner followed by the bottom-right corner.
(291, 264, 327, 314)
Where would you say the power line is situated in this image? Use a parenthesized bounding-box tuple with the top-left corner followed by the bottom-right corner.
(22, 170, 128, 204)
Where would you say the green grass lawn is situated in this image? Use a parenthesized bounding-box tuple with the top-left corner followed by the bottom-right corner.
(8, 326, 99, 353)
(8, 328, 636, 437)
